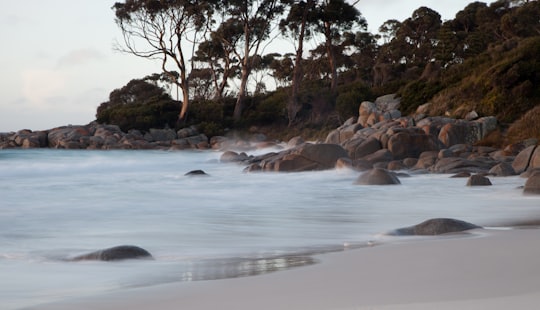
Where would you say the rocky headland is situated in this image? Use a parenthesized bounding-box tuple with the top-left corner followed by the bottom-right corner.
(2, 94, 539, 194)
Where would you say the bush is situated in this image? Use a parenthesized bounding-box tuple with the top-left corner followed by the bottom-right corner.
(96, 78, 179, 132)
(336, 82, 373, 120)
(505, 105, 540, 145)
(189, 99, 224, 123)
(240, 91, 287, 126)
(398, 80, 443, 115)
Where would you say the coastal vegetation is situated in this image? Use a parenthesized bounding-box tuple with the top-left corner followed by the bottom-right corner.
(95, 0, 540, 144)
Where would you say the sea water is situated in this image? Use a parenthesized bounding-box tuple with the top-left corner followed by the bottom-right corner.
(1, 148, 538, 309)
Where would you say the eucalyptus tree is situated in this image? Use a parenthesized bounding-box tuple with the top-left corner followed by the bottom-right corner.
(394, 7, 441, 66)
(213, 0, 286, 121)
(313, 0, 366, 92)
(192, 28, 240, 101)
(112, 0, 215, 121)
(280, 0, 315, 124)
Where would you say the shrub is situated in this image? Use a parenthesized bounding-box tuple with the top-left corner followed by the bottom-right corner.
(505, 105, 540, 145)
(336, 82, 373, 120)
(96, 78, 179, 132)
(398, 80, 443, 115)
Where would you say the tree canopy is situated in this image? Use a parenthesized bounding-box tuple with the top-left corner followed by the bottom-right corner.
(107, 0, 540, 135)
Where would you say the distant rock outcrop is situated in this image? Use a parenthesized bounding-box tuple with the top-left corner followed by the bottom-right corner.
(0, 123, 209, 151)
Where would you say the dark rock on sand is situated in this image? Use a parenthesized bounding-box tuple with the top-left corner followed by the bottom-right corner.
(355, 168, 401, 185)
(69, 245, 153, 262)
(389, 218, 482, 236)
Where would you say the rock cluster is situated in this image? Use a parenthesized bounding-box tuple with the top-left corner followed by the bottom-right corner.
(218, 94, 540, 194)
(0, 123, 209, 150)
(223, 143, 349, 173)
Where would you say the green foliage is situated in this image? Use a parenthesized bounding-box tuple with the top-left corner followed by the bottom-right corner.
(505, 105, 540, 145)
(398, 80, 443, 115)
(297, 82, 337, 123)
(336, 81, 373, 120)
(425, 36, 540, 123)
(189, 99, 224, 123)
(241, 91, 287, 126)
(103, 1, 540, 143)
(96, 78, 178, 132)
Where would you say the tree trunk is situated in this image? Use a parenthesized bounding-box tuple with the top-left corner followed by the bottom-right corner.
(288, 0, 313, 126)
(324, 21, 338, 92)
(234, 19, 251, 121)
(234, 64, 249, 121)
(178, 61, 189, 120)
(179, 83, 189, 120)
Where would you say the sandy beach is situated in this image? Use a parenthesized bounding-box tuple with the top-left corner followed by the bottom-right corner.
(25, 227, 540, 310)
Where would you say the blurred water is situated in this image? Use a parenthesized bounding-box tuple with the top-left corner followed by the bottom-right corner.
(0, 149, 538, 309)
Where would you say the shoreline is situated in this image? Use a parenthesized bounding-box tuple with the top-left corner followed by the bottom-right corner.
(24, 227, 540, 310)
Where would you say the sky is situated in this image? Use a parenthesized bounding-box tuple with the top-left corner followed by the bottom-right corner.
(0, 1, 494, 132)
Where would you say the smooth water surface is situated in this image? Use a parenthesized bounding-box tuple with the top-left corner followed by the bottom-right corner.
(1, 148, 538, 309)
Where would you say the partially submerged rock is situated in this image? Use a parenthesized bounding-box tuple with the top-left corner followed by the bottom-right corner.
(466, 175, 492, 186)
(185, 170, 209, 176)
(389, 218, 482, 236)
(245, 143, 349, 172)
(355, 168, 401, 185)
(69, 245, 153, 262)
(524, 170, 540, 195)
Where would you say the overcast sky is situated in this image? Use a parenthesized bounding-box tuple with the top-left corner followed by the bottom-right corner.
(0, 1, 494, 132)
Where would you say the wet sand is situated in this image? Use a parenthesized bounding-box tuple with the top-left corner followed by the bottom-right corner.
(25, 228, 540, 310)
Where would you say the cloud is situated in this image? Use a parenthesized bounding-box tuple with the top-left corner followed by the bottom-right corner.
(56, 48, 105, 68)
(0, 14, 23, 27)
(20, 69, 66, 107)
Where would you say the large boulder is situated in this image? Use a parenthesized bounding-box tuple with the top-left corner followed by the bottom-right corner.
(389, 218, 482, 236)
(358, 95, 401, 127)
(358, 101, 379, 127)
(362, 149, 393, 165)
(220, 151, 249, 163)
(431, 157, 494, 174)
(342, 136, 382, 160)
(512, 145, 538, 174)
(387, 130, 440, 160)
(530, 146, 540, 171)
(273, 143, 349, 172)
(69, 245, 153, 262)
(294, 143, 349, 168)
(354, 168, 400, 185)
(249, 143, 349, 172)
(325, 122, 362, 145)
(437, 117, 497, 148)
(524, 171, 540, 195)
(488, 162, 516, 176)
